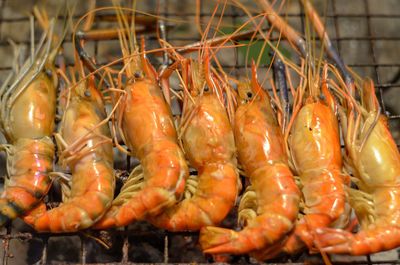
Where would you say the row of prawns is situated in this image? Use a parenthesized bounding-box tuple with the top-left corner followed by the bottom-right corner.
(0, 5, 115, 233)
(0, 0, 399, 261)
(0, 0, 242, 235)
(201, 0, 400, 259)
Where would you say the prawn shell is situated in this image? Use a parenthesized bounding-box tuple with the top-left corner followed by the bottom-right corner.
(23, 81, 115, 233)
(182, 94, 236, 167)
(0, 137, 54, 225)
(7, 71, 57, 142)
(200, 83, 299, 255)
(92, 78, 189, 229)
(122, 79, 177, 157)
(290, 102, 342, 176)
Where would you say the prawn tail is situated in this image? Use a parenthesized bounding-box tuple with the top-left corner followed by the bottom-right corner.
(314, 226, 400, 255)
(21, 201, 47, 226)
(257, 212, 342, 258)
(0, 187, 49, 227)
(286, 212, 343, 254)
(200, 170, 299, 254)
(0, 196, 30, 226)
(200, 220, 287, 255)
(200, 227, 247, 254)
(279, 223, 313, 254)
(252, 222, 311, 258)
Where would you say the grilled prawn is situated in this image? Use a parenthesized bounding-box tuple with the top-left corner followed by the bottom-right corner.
(199, 67, 300, 254)
(0, 20, 58, 227)
(252, 64, 346, 259)
(23, 67, 115, 232)
(147, 58, 240, 231)
(314, 78, 400, 255)
(92, 6, 188, 228)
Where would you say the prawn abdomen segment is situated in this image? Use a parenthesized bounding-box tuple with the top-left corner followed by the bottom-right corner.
(93, 140, 188, 228)
(8, 137, 54, 182)
(200, 164, 299, 254)
(0, 137, 54, 226)
(149, 163, 238, 231)
(140, 140, 188, 197)
(27, 141, 115, 233)
(72, 156, 115, 209)
(252, 164, 300, 219)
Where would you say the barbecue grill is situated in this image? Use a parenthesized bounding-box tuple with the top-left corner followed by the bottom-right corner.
(0, 0, 400, 264)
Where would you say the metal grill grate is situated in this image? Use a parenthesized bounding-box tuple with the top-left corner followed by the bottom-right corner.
(0, 0, 400, 264)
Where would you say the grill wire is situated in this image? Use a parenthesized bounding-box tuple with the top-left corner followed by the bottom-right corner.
(0, 0, 400, 264)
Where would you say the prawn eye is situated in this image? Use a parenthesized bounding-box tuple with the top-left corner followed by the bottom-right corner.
(134, 72, 141, 78)
(204, 86, 209, 92)
(247, 92, 253, 98)
(84, 90, 92, 98)
(45, 69, 53, 77)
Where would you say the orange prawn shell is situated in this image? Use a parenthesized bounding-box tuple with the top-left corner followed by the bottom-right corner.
(289, 101, 345, 219)
(182, 93, 236, 168)
(122, 79, 177, 157)
(0, 66, 57, 227)
(60, 81, 113, 166)
(92, 75, 189, 228)
(59, 81, 114, 198)
(234, 96, 288, 175)
(121, 78, 187, 205)
(148, 90, 239, 231)
(249, 99, 348, 258)
(198, 83, 300, 254)
(290, 102, 342, 175)
(351, 115, 400, 227)
(23, 79, 116, 233)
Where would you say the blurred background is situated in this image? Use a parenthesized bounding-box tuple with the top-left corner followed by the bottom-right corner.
(0, 0, 399, 264)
